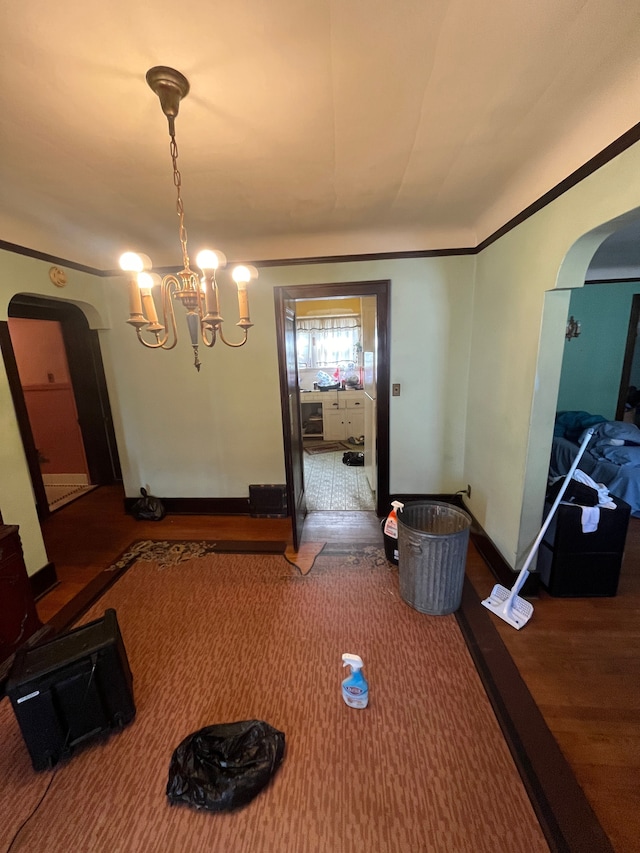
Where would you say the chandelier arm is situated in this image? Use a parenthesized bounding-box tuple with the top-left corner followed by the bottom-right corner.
(217, 326, 249, 348)
(201, 323, 218, 348)
(135, 328, 175, 349)
(157, 275, 180, 348)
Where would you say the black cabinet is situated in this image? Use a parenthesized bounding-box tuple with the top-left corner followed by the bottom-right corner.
(538, 497, 631, 596)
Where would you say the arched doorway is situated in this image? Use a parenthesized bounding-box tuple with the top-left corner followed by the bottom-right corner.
(521, 209, 640, 566)
(0, 295, 121, 520)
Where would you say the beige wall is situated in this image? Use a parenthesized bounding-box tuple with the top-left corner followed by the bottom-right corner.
(1, 251, 474, 576)
(103, 256, 475, 500)
(5, 137, 640, 579)
(466, 140, 640, 567)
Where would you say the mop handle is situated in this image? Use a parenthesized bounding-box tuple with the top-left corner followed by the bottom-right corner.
(501, 427, 596, 608)
(518, 426, 596, 578)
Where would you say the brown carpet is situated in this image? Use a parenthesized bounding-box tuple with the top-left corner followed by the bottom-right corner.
(0, 546, 549, 852)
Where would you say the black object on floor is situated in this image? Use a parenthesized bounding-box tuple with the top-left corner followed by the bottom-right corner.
(342, 451, 364, 466)
(130, 487, 165, 520)
(6, 608, 135, 770)
(538, 496, 631, 596)
(167, 720, 286, 811)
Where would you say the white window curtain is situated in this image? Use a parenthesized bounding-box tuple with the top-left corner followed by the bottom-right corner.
(296, 316, 361, 368)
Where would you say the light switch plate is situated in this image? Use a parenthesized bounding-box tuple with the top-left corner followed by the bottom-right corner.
(392, 383, 401, 396)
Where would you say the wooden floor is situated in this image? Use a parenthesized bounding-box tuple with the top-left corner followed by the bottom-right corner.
(36, 485, 639, 853)
(470, 519, 640, 853)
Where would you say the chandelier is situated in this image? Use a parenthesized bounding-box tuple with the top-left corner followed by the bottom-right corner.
(120, 66, 258, 371)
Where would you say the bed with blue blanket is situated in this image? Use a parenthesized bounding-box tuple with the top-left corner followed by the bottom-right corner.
(550, 412, 640, 517)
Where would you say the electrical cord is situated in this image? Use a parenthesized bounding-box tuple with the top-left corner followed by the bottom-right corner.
(5, 769, 58, 853)
(5, 656, 98, 852)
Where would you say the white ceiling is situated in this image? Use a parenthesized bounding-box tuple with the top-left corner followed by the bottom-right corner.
(4, 0, 640, 272)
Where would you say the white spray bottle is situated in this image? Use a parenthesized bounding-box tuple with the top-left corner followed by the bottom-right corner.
(341, 653, 369, 709)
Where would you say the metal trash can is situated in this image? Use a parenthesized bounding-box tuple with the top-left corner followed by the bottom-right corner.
(397, 501, 472, 615)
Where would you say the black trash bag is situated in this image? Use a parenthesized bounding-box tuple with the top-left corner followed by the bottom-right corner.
(166, 720, 285, 812)
(342, 451, 364, 466)
(130, 487, 165, 521)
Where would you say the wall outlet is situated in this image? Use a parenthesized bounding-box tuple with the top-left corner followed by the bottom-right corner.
(466, 484, 472, 498)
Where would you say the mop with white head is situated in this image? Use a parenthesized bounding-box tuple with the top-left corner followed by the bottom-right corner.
(481, 427, 595, 629)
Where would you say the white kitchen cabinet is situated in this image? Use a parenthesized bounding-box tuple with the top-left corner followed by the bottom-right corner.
(300, 390, 365, 441)
(322, 392, 365, 440)
(323, 409, 346, 440)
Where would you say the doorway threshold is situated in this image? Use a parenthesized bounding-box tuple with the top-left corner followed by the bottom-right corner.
(45, 484, 98, 512)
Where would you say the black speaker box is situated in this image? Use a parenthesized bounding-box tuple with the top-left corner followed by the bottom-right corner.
(6, 608, 135, 770)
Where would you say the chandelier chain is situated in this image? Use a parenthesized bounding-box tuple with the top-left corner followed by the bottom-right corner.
(170, 133, 190, 271)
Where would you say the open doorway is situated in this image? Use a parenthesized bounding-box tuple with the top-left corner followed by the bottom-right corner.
(522, 215, 640, 568)
(616, 293, 640, 423)
(275, 280, 390, 549)
(1, 295, 121, 520)
(8, 316, 97, 511)
(296, 294, 375, 510)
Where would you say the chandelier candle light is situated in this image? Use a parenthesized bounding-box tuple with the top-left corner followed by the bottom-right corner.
(120, 67, 258, 371)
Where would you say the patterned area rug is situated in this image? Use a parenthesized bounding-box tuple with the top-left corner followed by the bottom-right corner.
(0, 546, 549, 852)
(304, 441, 350, 454)
(106, 539, 221, 572)
(314, 542, 388, 569)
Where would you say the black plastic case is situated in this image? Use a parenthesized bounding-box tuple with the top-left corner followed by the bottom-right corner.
(6, 608, 135, 770)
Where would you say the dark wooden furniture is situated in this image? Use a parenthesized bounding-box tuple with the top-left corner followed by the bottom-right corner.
(0, 525, 45, 669)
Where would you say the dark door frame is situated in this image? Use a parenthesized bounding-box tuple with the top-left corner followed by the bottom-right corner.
(0, 321, 49, 517)
(616, 292, 640, 420)
(2, 295, 121, 519)
(274, 280, 390, 531)
(274, 297, 307, 550)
